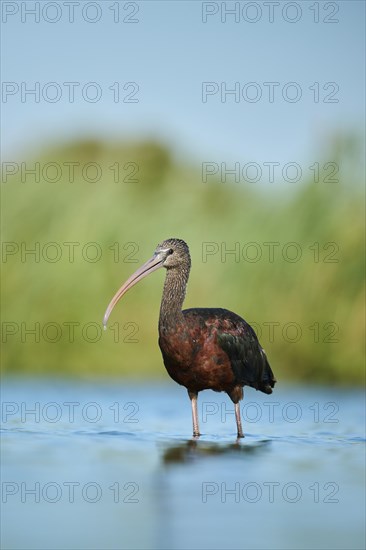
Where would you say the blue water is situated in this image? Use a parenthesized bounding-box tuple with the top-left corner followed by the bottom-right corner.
(1, 379, 365, 550)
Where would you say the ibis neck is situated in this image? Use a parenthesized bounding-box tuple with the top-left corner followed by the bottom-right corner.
(159, 266, 190, 328)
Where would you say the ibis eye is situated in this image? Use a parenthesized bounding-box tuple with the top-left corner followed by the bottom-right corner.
(168, 248, 173, 255)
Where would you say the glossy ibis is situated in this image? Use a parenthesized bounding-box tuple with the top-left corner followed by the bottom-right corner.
(103, 238, 276, 438)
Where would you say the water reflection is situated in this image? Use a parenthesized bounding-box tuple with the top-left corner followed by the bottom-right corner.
(160, 437, 272, 465)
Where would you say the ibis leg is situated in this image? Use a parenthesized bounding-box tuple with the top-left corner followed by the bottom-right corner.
(235, 402, 244, 438)
(188, 391, 200, 437)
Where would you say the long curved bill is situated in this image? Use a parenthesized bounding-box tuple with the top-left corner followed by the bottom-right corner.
(103, 252, 165, 328)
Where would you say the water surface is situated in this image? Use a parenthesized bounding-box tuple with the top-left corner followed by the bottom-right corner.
(1, 379, 365, 549)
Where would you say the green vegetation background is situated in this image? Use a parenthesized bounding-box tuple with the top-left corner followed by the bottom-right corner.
(1, 138, 364, 384)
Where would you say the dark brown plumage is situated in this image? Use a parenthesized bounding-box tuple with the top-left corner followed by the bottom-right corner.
(103, 238, 276, 438)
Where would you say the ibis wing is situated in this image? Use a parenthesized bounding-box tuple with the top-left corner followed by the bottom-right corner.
(217, 320, 275, 394)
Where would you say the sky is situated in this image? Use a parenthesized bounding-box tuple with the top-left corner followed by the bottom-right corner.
(1, 0, 365, 169)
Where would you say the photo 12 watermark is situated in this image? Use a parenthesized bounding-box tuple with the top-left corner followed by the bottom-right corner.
(1, 400, 140, 424)
(201, 82, 339, 103)
(1, 481, 140, 504)
(1, 320, 140, 344)
(201, 241, 340, 264)
(2, 81, 140, 104)
(2, 161, 140, 184)
(201, 481, 340, 503)
(201, 2, 340, 24)
(200, 400, 340, 425)
(201, 161, 339, 184)
(248, 320, 340, 344)
(1, 2, 140, 24)
(2, 241, 140, 264)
